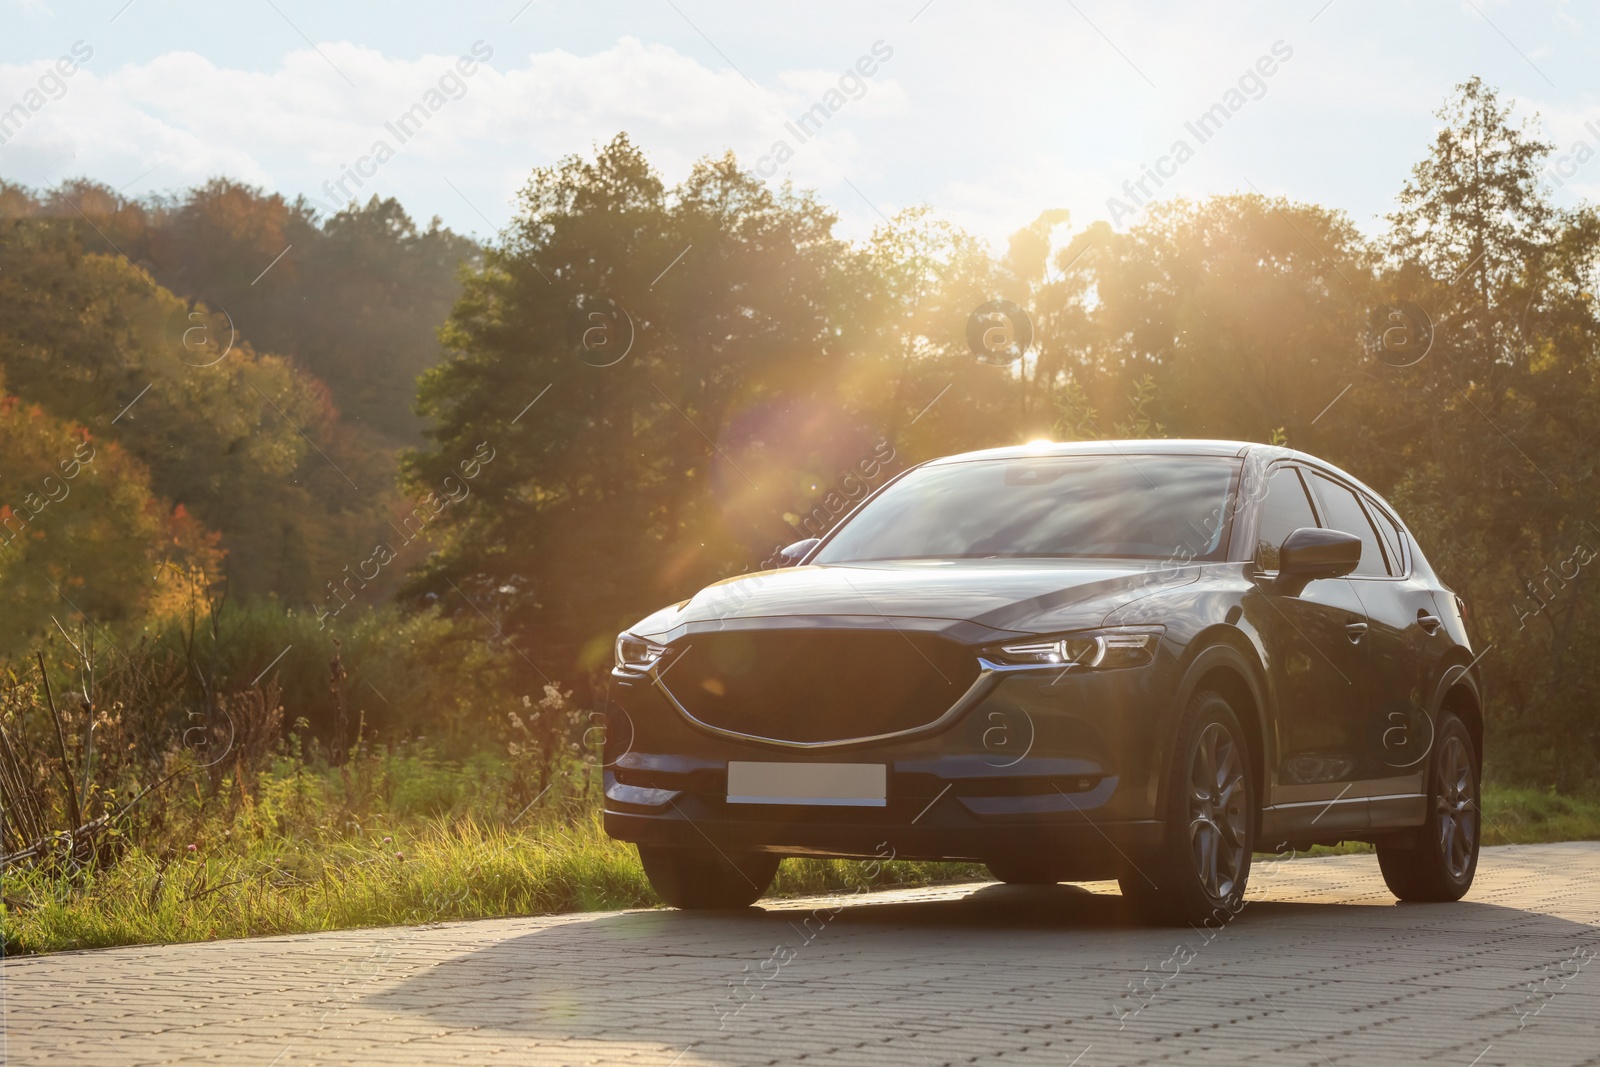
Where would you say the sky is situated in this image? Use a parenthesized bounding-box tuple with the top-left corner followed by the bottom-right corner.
(1, 0, 1597, 248)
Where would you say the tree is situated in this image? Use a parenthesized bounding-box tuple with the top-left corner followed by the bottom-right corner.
(0, 398, 165, 655)
(1388, 75, 1558, 363)
(0, 191, 393, 603)
(1035, 196, 1375, 449)
(404, 136, 865, 680)
(1376, 78, 1600, 788)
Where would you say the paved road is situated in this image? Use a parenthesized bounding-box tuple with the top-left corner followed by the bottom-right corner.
(5, 843, 1599, 1066)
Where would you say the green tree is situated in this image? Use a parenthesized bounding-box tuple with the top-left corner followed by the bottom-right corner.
(405, 135, 870, 678)
(1036, 196, 1375, 448)
(833, 205, 1014, 453)
(1373, 78, 1600, 787)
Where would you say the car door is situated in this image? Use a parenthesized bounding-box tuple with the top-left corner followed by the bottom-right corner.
(1304, 472, 1441, 826)
(1251, 464, 1372, 834)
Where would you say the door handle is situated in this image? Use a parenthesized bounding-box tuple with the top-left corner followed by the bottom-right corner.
(1344, 620, 1368, 643)
(1417, 612, 1442, 635)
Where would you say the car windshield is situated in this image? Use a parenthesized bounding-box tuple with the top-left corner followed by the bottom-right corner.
(813, 454, 1241, 562)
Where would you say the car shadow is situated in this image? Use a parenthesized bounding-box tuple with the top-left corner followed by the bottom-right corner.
(361, 878, 1590, 1061)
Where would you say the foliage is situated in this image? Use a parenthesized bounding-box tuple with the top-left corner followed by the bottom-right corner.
(0, 402, 161, 654)
(4, 179, 478, 444)
(0, 625, 279, 861)
(0, 180, 473, 609)
(1369, 80, 1600, 789)
(136, 599, 523, 748)
(402, 135, 867, 679)
(0, 598, 523, 872)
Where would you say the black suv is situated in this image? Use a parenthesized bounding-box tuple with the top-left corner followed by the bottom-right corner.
(604, 441, 1482, 924)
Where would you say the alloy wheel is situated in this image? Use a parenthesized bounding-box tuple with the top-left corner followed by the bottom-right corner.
(1188, 722, 1248, 902)
(1436, 733, 1478, 880)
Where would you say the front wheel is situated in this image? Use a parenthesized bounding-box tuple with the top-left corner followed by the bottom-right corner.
(1376, 712, 1479, 902)
(1120, 689, 1255, 926)
(638, 845, 779, 909)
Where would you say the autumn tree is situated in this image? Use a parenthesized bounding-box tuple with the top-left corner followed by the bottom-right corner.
(0, 187, 392, 603)
(0, 398, 164, 655)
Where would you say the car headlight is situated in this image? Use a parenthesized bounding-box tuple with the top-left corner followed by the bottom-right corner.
(614, 633, 669, 672)
(988, 629, 1159, 670)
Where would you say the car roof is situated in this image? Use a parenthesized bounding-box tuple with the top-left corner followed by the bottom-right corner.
(924, 439, 1255, 464)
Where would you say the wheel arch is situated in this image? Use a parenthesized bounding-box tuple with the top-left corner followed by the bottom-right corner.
(1431, 663, 1484, 773)
(1156, 632, 1272, 828)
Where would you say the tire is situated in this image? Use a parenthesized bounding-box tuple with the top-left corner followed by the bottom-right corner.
(638, 845, 780, 909)
(1119, 689, 1255, 926)
(986, 858, 1061, 885)
(1376, 712, 1479, 902)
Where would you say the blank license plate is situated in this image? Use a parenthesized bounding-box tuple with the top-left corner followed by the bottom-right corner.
(726, 762, 887, 807)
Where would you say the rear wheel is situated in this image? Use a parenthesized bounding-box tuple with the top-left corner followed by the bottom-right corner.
(1120, 690, 1255, 926)
(638, 845, 779, 909)
(1376, 712, 1479, 902)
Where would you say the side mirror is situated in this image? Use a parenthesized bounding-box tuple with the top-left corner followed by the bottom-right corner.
(1276, 527, 1360, 595)
(773, 538, 820, 568)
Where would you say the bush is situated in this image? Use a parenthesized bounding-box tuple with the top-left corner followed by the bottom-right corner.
(133, 599, 523, 752)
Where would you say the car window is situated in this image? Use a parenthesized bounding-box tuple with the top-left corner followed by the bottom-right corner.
(1255, 466, 1318, 570)
(811, 454, 1240, 562)
(1364, 498, 1406, 576)
(1305, 472, 1387, 577)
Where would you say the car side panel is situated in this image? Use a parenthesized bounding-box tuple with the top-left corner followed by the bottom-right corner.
(1107, 567, 1276, 826)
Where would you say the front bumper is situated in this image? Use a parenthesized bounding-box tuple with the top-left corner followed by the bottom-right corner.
(603, 807, 1161, 878)
(602, 639, 1176, 874)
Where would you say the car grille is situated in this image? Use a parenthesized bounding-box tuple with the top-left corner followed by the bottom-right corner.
(657, 629, 982, 744)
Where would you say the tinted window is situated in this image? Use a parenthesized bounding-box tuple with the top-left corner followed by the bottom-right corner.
(1366, 499, 1406, 576)
(1306, 472, 1386, 577)
(1255, 467, 1318, 570)
(813, 455, 1239, 562)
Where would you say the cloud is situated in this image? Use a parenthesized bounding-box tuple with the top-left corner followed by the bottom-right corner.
(0, 4, 1590, 253)
(0, 37, 903, 223)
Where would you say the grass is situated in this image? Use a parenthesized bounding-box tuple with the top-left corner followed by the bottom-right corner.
(1479, 786, 1600, 845)
(1301, 786, 1600, 857)
(2, 812, 983, 955)
(4, 762, 1596, 956)
(4, 814, 641, 954)
(0, 750, 983, 955)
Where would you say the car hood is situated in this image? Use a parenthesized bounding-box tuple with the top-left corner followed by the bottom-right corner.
(630, 559, 1199, 640)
